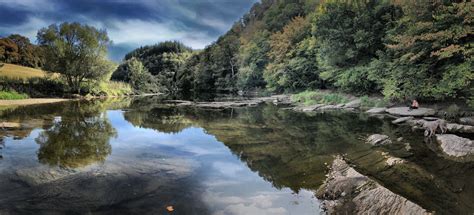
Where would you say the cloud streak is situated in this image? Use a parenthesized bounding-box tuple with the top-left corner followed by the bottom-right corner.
(0, 0, 257, 61)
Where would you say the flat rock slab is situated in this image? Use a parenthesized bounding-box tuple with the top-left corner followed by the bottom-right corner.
(386, 107, 436, 117)
(0, 122, 21, 129)
(436, 134, 474, 158)
(344, 99, 362, 109)
(366, 107, 387, 114)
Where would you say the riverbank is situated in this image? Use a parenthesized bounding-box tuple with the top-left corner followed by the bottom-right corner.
(0, 98, 70, 107)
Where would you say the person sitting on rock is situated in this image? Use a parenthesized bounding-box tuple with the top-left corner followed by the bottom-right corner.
(408, 99, 419, 111)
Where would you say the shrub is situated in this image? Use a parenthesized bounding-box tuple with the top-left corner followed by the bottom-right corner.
(0, 90, 29, 100)
(292, 90, 349, 105)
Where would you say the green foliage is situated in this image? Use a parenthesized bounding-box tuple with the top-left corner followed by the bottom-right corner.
(37, 22, 112, 94)
(0, 77, 66, 97)
(291, 90, 349, 105)
(127, 58, 159, 93)
(0, 90, 29, 100)
(360, 95, 388, 108)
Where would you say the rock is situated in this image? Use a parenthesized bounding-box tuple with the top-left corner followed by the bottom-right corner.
(367, 134, 392, 146)
(423, 117, 440, 121)
(16, 167, 77, 186)
(392, 116, 414, 124)
(319, 105, 341, 110)
(459, 117, 474, 126)
(317, 157, 430, 215)
(293, 104, 325, 112)
(446, 123, 474, 134)
(344, 99, 362, 109)
(436, 134, 474, 157)
(366, 107, 387, 114)
(397, 137, 404, 142)
(0, 122, 21, 129)
(386, 107, 436, 117)
(386, 157, 406, 166)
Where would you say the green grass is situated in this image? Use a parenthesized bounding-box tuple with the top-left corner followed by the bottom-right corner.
(0, 90, 29, 100)
(86, 81, 133, 97)
(292, 90, 350, 106)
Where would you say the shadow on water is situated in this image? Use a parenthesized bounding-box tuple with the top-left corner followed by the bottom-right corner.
(0, 97, 473, 214)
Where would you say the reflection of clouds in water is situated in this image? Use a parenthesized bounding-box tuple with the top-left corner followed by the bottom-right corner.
(204, 191, 287, 215)
(212, 161, 245, 177)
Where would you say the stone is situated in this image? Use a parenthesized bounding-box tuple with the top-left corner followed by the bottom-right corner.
(446, 123, 474, 134)
(316, 157, 430, 215)
(367, 134, 392, 146)
(293, 104, 325, 112)
(459, 117, 474, 126)
(366, 108, 387, 114)
(436, 134, 474, 157)
(392, 116, 414, 124)
(344, 99, 362, 109)
(386, 157, 406, 166)
(386, 107, 436, 117)
(423, 117, 440, 121)
(0, 122, 21, 129)
(319, 105, 341, 110)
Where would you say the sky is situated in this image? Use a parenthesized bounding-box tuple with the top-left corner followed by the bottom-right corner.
(0, 0, 257, 61)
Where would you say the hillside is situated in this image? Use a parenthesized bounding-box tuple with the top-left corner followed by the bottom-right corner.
(0, 63, 47, 79)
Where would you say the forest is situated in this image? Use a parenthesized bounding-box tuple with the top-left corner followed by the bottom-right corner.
(112, 0, 472, 104)
(1, 0, 472, 104)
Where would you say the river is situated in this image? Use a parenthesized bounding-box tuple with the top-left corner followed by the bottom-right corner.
(0, 96, 473, 214)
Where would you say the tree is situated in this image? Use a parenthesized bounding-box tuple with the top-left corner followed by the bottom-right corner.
(37, 22, 112, 94)
(127, 58, 159, 93)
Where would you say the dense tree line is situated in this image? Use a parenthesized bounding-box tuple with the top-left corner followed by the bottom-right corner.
(0, 34, 44, 68)
(116, 0, 471, 103)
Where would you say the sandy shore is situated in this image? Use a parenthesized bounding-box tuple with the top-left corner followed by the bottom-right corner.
(0, 98, 70, 107)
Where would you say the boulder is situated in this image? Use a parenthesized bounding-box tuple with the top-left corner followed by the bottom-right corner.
(436, 134, 474, 157)
(386, 107, 436, 117)
(319, 105, 341, 110)
(459, 117, 474, 126)
(423, 117, 440, 121)
(366, 108, 387, 114)
(317, 157, 430, 215)
(367, 134, 392, 146)
(344, 99, 362, 109)
(446, 123, 474, 134)
(392, 116, 414, 124)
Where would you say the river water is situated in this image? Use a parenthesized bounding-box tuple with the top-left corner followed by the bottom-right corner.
(0, 96, 472, 214)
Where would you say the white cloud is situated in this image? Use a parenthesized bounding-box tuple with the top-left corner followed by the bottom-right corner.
(107, 19, 215, 49)
(203, 191, 288, 215)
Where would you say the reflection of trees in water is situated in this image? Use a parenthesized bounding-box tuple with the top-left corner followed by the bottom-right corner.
(123, 104, 385, 192)
(35, 102, 117, 168)
(124, 107, 195, 134)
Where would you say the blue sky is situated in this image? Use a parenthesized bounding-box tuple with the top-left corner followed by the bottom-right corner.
(0, 0, 257, 61)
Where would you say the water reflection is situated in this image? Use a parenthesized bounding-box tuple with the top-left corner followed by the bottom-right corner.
(0, 97, 472, 214)
(36, 114, 115, 168)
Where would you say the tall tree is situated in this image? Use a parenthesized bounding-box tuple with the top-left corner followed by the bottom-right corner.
(37, 22, 112, 94)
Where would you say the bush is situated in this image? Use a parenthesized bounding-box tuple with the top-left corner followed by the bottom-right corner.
(0, 90, 29, 100)
(292, 90, 349, 106)
(360, 95, 388, 108)
(0, 77, 65, 97)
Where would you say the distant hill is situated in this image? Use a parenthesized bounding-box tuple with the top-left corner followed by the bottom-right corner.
(0, 63, 47, 80)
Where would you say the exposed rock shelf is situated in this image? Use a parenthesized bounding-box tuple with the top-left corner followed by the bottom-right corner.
(316, 157, 431, 215)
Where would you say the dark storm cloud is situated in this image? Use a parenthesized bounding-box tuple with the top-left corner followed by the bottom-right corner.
(0, 0, 257, 61)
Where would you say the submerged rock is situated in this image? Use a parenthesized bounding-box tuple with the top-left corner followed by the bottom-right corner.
(366, 108, 387, 114)
(293, 104, 325, 112)
(316, 157, 430, 215)
(386, 107, 436, 117)
(367, 134, 392, 146)
(436, 134, 474, 158)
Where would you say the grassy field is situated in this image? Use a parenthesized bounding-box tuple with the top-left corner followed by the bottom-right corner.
(0, 91, 29, 100)
(0, 63, 48, 79)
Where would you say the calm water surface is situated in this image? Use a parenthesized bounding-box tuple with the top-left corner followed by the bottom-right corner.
(0, 97, 473, 214)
